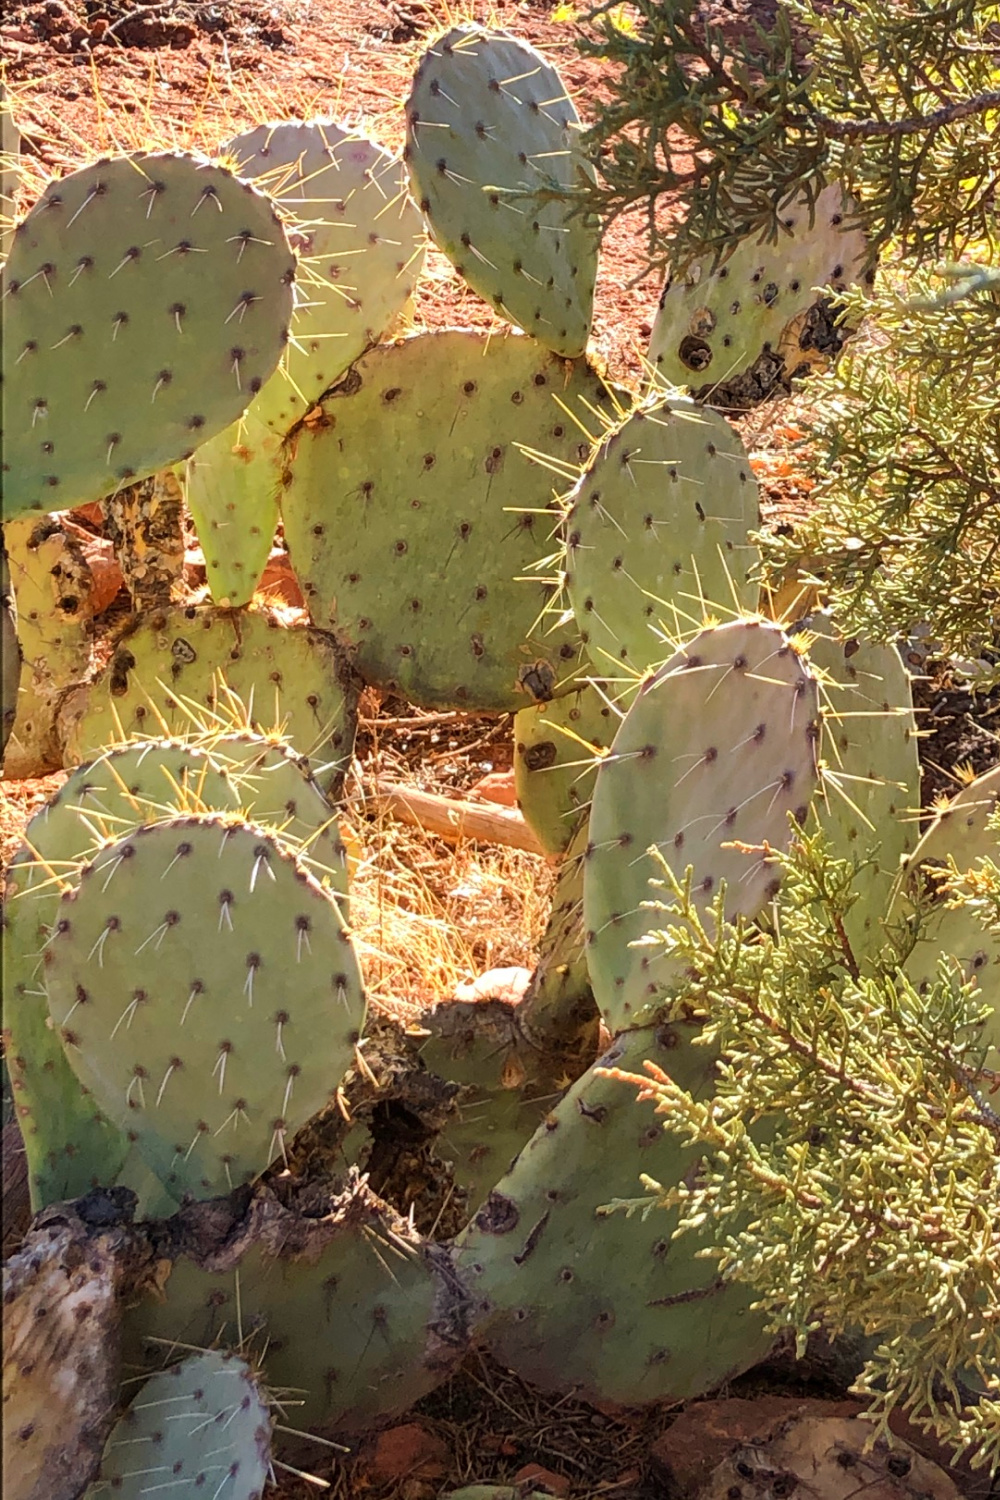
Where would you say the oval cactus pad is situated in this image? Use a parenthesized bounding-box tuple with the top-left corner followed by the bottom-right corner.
(584, 619, 820, 1031)
(283, 329, 615, 710)
(3, 152, 296, 521)
(86, 1351, 271, 1499)
(59, 603, 358, 791)
(564, 397, 760, 673)
(45, 815, 366, 1200)
(405, 25, 598, 356)
(648, 186, 867, 392)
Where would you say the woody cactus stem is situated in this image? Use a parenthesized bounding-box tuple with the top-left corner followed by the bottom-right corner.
(102, 469, 186, 611)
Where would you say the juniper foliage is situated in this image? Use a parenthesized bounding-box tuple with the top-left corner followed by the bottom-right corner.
(600, 834, 1000, 1467)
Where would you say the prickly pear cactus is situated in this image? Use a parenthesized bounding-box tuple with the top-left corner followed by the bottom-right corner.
(514, 684, 617, 856)
(187, 120, 425, 607)
(458, 1021, 773, 1405)
(647, 186, 868, 396)
(283, 328, 616, 710)
(890, 764, 1000, 1068)
(797, 615, 920, 963)
(405, 25, 598, 356)
(2, 152, 296, 521)
(584, 619, 820, 1032)
(1, 541, 20, 761)
(58, 603, 358, 792)
(564, 398, 760, 674)
(4, 734, 350, 1209)
(43, 814, 366, 1199)
(123, 1177, 471, 1434)
(85, 1352, 271, 1499)
(3, 515, 94, 777)
(517, 815, 596, 1058)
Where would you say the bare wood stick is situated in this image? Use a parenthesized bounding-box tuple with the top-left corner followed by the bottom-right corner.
(367, 777, 547, 858)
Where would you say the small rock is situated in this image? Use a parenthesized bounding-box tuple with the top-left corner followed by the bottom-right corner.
(469, 768, 517, 806)
(360, 1422, 450, 1483)
(650, 1398, 861, 1496)
(257, 549, 304, 609)
(454, 967, 532, 1005)
(513, 1463, 570, 1497)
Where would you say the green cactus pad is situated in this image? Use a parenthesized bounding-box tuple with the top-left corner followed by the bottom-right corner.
(58, 603, 358, 792)
(457, 1022, 772, 1405)
(1, 542, 20, 761)
(514, 685, 617, 856)
(187, 122, 425, 607)
(282, 329, 614, 710)
(405, 25, 598, 357)
(891, 765, 1000, 1069)
(85, 1352, 270, 1499)
(584, 619, 820, 1032)
(564, 398, 760, 673)
(799, 616, 920, 964)
(44, 815, 365, 1200)
(518, 815, 597, 1058)
(647, 186, 868, 392)
(123, 1179, 470, 1434)
(5, 736, 349, 1209)
(223, 119, 425, 434)
(2, 152, 295, 521)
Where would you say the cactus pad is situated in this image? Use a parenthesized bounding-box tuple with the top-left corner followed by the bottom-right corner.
(58, 603, 358, 792)
(517, 815, 597, 1058)
(405, 25, 598, 356)
(124, 1178, 470, 1434)
(647, 186, 867, 393)
(186, 121, 425, 607)
(283, 329, 614, 709)
(514, 685, 616, 856)
(1, 543, 20, 761)
(799, 616, 920, 963)
(86, 1352, 270, 1499)
(5, 736, 349, 1208)
(564, 398, 760, 673)
(44, 815, 365, 1199)
(2, 152, 295, 520)
(584, 619, 820, 1031)
(457, 1022, 772, 1405)
(891, 765, 1000, 1069)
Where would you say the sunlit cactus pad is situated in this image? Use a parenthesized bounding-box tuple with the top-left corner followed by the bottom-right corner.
(798, 615, 919, 963)
(85, 1351, 270, 1499)
(405, 25, 598, 356)
(648, 186, 868, 392)
(283, 329, 616, 710)
(584, 619, 820, 1031)
(44, 815, 365, 1200)
(58, 603, 358, 790)
(514, 684, 617, 856)
(564, 397, 760, 673)
(458, 1021, 772, 1405)
(221, 118, 425, 434)
(891, 764, 1000, 1069)
(2, 152, 295, 520)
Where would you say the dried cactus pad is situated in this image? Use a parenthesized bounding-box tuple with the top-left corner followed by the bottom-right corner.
(85, 1352, 270, 1499)
(283, 329, 615, 710)
(564, 398, 760, 674)
(2, 152, 295, 521)
(221, 119, 425, 435)
(405, 25, 598, 356)
(648, 186, 867, 391)
(59, 603, 358, 793)
(459, 1022, 772, 1406)
(44, 815, 366, 1199)
(891, 765, 1000, 1070)
(584, 619, 820, 1032)
(1, 546, 19, 760)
